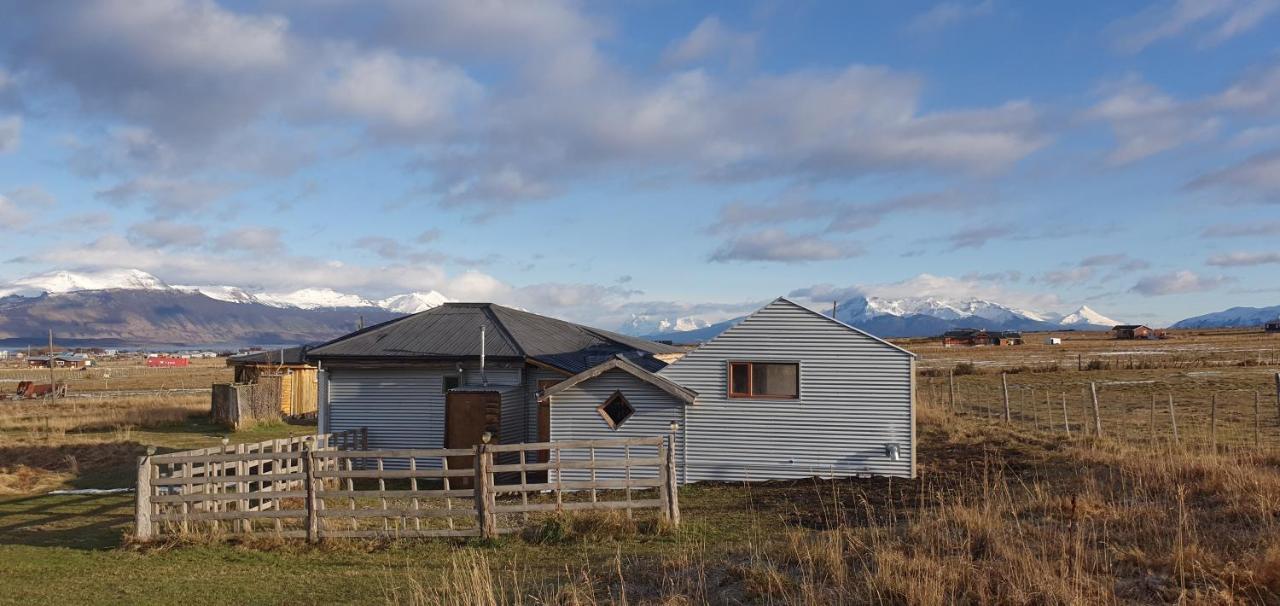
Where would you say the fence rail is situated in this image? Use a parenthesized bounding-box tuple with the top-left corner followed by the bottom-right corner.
(135, 432, 679, 542)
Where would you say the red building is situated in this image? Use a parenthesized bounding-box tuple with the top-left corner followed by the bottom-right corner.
(147, 356, 189, 368)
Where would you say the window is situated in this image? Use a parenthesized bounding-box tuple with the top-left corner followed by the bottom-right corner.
(597, 391, 635, 429)
(727, 362, 799, 399)
(442, 375, 461, 393)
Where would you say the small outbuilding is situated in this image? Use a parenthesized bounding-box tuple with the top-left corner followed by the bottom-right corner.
(226, 347, 319, 417)
(942, 328, 990, 347)
(147, 356, 189, 368)
(1112, 324, 1153, 340)
(27, 353, 92, 369)
(1045, 337, 1063, 345)
(1266, 319, 1280, 333)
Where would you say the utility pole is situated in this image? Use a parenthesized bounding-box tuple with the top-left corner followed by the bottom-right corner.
(47, 329, 56, 399)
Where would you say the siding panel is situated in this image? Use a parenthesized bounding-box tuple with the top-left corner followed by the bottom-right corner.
(548, 369, 681, 482)
(659, 299, 914, 481)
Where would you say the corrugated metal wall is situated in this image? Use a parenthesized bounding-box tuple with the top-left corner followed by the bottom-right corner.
(548, 368, 681, 482)
(658, 298, 915, 481)
(526, 367, 569, 442)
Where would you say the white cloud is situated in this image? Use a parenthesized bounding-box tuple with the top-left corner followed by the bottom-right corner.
(126, 220, 205, 248)
(214, 227, 282, 253)
(1201, 221, 1280, 237)
(0, 115, 20, 153)
(1188, 149, 1280, 198)
(1087, 78, 1219, 164)
(661, 16, 756, 66)
(96, 176, 235, 216)
(1131, 270, 1235, 295)
(327, 50, 481, 136)
(1111, 0, 1279, 53)
(1206, 251, 1280, 266)
(791, 272, 1062, 312)
(709, 229, 864, 263)
(907, 0, 995, 33)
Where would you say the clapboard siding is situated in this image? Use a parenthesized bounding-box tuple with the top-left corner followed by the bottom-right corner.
(659, 298, 914, 481)
(548, 369, 681, 482)
(324, 362, 525, 469)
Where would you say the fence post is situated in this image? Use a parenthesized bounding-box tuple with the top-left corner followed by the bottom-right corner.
(1255, 391, 1262, 449)
(474, 443, 496, 539)
(948, 369, 956, 411)
(1150, 394, 1157, 442)
(1168, 394, 1179, 446)
(658, 439, 671, 523)
(1210, 393, 1219, 453)
(665, 433, 681, 527)
(1275, 373, 1280, 425)
(1090, 383, 1103, 438)
(1061, 393, 1070, 437)
(135, 455, 153, 541)
(1001, 373, 1011, 424)
(304, 447, 319, 543)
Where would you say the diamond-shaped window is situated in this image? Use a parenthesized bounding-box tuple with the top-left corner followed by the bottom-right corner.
(597, 391, 635, 429)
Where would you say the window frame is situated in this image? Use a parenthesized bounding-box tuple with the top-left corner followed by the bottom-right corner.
(441, 374, 462, 393)
(596, 390, 635, 430)
(726, 361, 801, 400)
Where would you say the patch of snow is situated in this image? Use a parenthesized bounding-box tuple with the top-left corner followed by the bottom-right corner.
(0, 268, 169, 297)
(255, 288, 375, 310)
(1058, 305, 1120, 327)
(377, 291, 452, 314)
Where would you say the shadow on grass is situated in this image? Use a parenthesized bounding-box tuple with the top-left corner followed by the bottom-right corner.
(0, 493, 133, 550)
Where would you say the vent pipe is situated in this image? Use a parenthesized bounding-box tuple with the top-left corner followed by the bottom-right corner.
(480, 324, 488, 386)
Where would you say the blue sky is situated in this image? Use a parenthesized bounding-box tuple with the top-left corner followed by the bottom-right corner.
(0, 0, 1278, 330)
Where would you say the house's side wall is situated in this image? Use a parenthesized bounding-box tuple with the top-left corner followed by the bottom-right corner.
(526, 366, 570, 443)
(548, 368, 683, 482)
(659, 299, 915, 481)
(324, 361, 523, 469)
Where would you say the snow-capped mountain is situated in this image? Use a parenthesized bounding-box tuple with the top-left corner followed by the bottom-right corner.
(643, 295, 1123, 342)
(0, 268, 169, 297)
(621, 314, 713, 336)
(377, 291, 452, 314)
(0, 268, 452, 315)
(1171, 305, 1280, 329)
(1056, 305, 1120, 328)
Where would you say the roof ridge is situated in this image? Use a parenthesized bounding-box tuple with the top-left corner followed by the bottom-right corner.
(481, 304, 526, 356)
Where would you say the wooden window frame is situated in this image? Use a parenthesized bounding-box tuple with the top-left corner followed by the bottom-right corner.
(441, 374, 462, 393)
(596, 390, 635, 430)
(726, 361, 800, 400)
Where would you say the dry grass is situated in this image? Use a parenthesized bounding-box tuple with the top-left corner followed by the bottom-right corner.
(0, 393, 207, 438)
(0, 357, 231, 394)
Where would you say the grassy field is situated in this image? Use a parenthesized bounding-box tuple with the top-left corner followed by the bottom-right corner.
(1, 331, 1279, 604)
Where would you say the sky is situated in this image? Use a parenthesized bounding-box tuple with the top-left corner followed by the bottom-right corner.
(0, 0, 1278, 331)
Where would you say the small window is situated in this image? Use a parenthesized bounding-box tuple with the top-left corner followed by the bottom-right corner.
(597, 391, 635, 429)
(442, 375, 461, 393)
(727, 362, 799, 399)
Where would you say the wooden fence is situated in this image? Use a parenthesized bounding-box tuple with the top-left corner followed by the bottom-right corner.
(135, 434, 678, 542)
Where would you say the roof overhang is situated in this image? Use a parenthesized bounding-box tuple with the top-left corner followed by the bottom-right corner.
(541, 356, 698, 405)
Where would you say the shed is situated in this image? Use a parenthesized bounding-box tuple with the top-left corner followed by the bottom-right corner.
(1045, 337, 1062, 345)
(1112, 324, 1152, 340)
(147, 356, 189, 368)
(27, 353, 91, 369)
(226, 346, 319, 417)
(1265, 319, 1280, 333)
(942, 328, 990, 347)
(543, 298, 916, 483)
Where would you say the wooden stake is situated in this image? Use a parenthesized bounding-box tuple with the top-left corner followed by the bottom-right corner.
(1255, 390, 1262, 449)
(1090, 382, 1102, 438)
(1001, 373, 1011, 424)
(1168, 394, 1179, 446)
(1150, 394, 1157, 441)
(1275, 373, 1280, 426)
(1061, 393, 1070, 437)
(304, 448, 318, 543)
(135, 455, 152, 541)
(1210, 393, 1219, 452)
(948, 369, 956, 411)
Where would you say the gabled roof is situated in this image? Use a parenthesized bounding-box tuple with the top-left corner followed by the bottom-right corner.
(1113, 324, 1148, 330)
(307, 302, 682, 374)
(688, 297, 916, 358)
(541, 355, 698, 404)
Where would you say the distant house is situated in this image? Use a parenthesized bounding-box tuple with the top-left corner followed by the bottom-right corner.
(1266, 319, 1280, 333)
(1045, 337, 1062, 345)
(226, 346, 319, 417)
(942, 328, 990, 347)
(992, 331, 1023, 346)
(1112, 324, 1153, 340)
(147, 356, 189, 368)
(27, 353, 92, 369)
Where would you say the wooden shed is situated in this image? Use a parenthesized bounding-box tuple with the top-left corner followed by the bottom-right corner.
(227, 347, 319, 417)
(1112, 324, 1153, 340)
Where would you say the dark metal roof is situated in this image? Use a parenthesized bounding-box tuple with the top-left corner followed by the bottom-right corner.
(1112, 325, 1148, 330)
(229, 345, 312, 366)
(307, 302, 682, 374)
(541, 355, 698, 404)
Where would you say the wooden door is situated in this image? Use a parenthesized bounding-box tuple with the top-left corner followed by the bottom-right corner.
(445, 391, 501, 487)
(536, 379, 561, 464)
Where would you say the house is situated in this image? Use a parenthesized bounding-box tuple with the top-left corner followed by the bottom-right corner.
(147, 356, 189, 368)
(942, 328, 990, 347)
(309, 302, 685, 466)
(1045, 337, 1062, 345)
(992, 331, 1023, 346)
(27, 353, 92, 369)
(1266, 319, 1280, 333)
(226, 346, 319, 417)
(313, 298, 917, 482)
(1112, 324, 1152, 340)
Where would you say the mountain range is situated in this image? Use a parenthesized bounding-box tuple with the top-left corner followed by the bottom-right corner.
(0, 267, 1270, 347)
(641, 296, 1123, 342)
